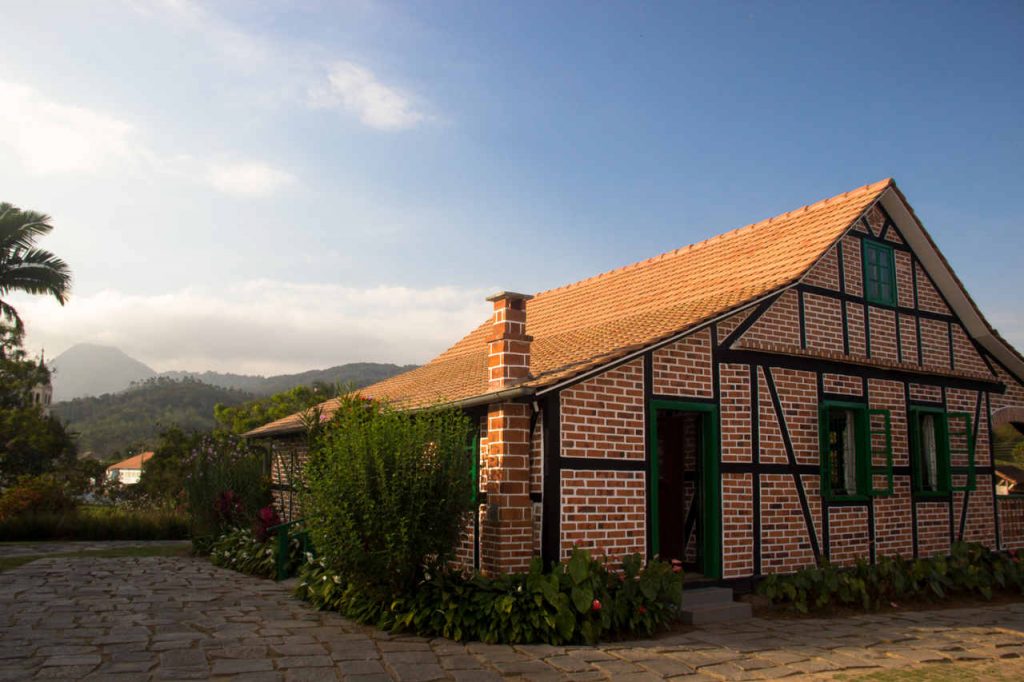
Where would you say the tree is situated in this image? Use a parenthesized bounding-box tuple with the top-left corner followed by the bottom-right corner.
(214, 381, 344, 434)
(0, 323, 76, 485)
(0, 203, 71, 333)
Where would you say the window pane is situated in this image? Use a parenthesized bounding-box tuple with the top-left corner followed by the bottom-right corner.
(842, 410, 857, 494)
(828, 409, 858, 496)
(920, 414, 938, 491)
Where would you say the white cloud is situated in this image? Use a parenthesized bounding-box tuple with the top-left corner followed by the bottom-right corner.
(13, 281, 491, 375)
(309, 60, 427, 131)
(0, 77, 295, 196)
(0, 80, 139, 175)
(205, 161, 296, 197)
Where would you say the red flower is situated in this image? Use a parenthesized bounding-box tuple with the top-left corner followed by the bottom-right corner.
(592, 599, 602, 612)
(637, 605, 647, 615)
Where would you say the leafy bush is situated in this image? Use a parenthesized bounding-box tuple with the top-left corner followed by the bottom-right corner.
(183, 433, 270, 552)
(303, 396, 475, 599)
(0, 474, 77, 521)
(296, 548, 683, 645)
(0, 506, 187, 541)
(758, 542, 1024, 613)
(209, 526, 303, 579)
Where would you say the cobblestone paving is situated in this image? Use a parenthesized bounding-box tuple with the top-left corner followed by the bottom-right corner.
(2, 555, 1024, 680)
(0, 540, 190, 558)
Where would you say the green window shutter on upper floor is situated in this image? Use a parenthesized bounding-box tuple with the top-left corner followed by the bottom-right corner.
(863, 240, 897, 307)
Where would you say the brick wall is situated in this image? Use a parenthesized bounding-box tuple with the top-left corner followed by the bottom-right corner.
(828, 506, 870, 566)
(757, 367, 789, 466)
(999, 498, 1024, 551)
(716, 307, 756, 342)
(875, 478, 914, 558)
(916, 501, 951, 558)
(560, 359, 645, 460)
(841, 235, 863, 296)
(739, 290, 801, 347)
(823, 373, 862, 396)
(480, 402, 533, 574)
(722, 473, 754, 578)
(846, 303, 866, 356)
(803, 247, 840, 290)
(803, 293, 844, 353)
(915, 262, 951, 315)
(652, 328, 713, 398)
(898, 313, 918, 364)
(770, 368, 818, 466)
(866, 205, 885, 236)
(719, 363, 751, 464)
(760, 474, 818, 573)
(895, 250, 914, 309)
(919, 318, 951, 370)
(867, 307, 898, 362)
(559, 470, 646, 561)
(951, 325, 990, 376)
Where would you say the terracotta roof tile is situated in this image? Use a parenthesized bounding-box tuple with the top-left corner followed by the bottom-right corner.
(106, 451, 154, 472)
(247, 179, 891, 436)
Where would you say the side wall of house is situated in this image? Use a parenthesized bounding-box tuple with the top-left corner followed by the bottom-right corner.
(536, 202, 1022, 578)
(720, 203, 1009, 578)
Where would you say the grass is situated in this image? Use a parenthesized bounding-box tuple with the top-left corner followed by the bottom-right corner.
(0, 543, 190, 572)
(0, 507, 188, 541)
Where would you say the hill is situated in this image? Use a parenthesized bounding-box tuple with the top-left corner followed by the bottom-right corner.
(162, 362, 417, 395)
(50, 344, 157, 402)
(51, 377, 253, 457)
(50, 343, 415, 399)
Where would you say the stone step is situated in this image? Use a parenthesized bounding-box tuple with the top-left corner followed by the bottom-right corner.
(681, 601, 753, 626)
(682, 587, 736, 608)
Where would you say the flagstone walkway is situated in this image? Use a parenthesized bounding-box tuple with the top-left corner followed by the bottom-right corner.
(2, 555, 1024, 681)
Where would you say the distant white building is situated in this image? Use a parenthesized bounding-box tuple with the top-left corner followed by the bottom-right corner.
(29, 380, 52, 416)
(106, 452, 154, 485)
(30, 354, 53, 416)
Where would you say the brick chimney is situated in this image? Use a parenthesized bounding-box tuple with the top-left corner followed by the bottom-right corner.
(485, 291, 533, 390)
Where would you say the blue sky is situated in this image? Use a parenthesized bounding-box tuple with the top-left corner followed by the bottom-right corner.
(4, 1, 1022, 373)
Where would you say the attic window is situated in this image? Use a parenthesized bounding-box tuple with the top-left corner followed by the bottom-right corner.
(863, 240, 897, 307)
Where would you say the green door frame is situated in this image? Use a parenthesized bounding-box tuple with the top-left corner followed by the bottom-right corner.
(648, 399, 722, 579)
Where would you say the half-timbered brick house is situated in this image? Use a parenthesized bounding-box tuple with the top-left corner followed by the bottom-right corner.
(247, 178, 1024, 585)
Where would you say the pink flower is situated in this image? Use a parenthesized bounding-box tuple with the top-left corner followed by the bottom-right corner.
(592, 599, 602, 612)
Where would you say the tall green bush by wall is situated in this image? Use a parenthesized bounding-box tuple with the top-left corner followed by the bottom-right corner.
(302, 396, 475, 600)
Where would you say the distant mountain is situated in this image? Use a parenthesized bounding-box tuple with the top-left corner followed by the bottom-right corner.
(50, 344, 157, 402)
(51, 377, 253, 457)
(162, 362, 417, 396)
(49, 343, 415, 401)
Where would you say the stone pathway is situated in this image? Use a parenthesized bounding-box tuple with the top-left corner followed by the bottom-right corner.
(2, 555, 1024, 680)
(0, 540, 190, 558)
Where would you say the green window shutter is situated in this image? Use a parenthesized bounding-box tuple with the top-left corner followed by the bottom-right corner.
(948, 412, 976, 492)
(862, 241, 897, 307)
(867, 408, 894, 496)
(909, 408, 923, 492)
(818, 402, 834, 501)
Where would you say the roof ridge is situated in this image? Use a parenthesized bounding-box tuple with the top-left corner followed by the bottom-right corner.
(530, 178, 893, 300)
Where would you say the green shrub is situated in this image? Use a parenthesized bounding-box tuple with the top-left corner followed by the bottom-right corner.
(295, 548, 683, 645)
(183, 433, 270, 551)
(208, 526, 303, 578)
(0, 507, 188, 541)
(757, 542, 1024, 613)
(303, 396, 475, 599)
(0, 474, 77, 521)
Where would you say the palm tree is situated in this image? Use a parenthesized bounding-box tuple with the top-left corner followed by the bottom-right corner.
(0, 203, 72, 332)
